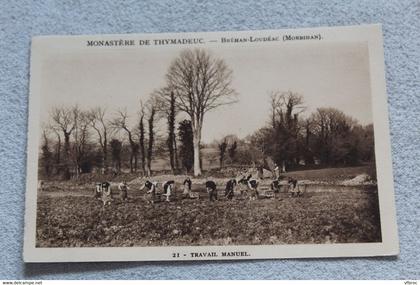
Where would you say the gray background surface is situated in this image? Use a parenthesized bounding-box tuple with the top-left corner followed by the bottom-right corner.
(0, 0, 419, 279)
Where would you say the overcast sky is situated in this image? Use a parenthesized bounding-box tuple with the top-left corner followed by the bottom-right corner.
(40, 41, 372, 143)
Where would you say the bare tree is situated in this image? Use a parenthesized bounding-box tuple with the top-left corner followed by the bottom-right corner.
(269, 91, 282, 129)
(111, 109, 139, 173)
(71, 107, 91, 179)
(270, 91, 305, 129)
(89, 107, 109, 173)
(50, 106, 77, 179)
(50, 126, 62, 173)
(166, 48, 237, 176)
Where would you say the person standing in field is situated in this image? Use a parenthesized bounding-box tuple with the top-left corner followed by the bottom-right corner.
(206, 180, 218, 202)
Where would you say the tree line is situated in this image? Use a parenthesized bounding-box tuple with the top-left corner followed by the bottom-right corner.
(40, 48, 236, 179)
(39, 48, 375, 180)
(247, 91, 375, 172)
(40, 102, 199, 179)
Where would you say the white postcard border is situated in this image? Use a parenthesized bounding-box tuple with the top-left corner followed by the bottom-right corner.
(23, 24, 399, 262)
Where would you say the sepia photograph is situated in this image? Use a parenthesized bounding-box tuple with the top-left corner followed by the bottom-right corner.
(24, 26, 398, 262)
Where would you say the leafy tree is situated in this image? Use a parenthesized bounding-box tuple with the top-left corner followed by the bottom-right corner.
(110, 139, 122, 173)
(50, 126, 62, 175)
(251, 93, 373, 171)
(310, 107, 357, 165)
(138, 101, 146, 175)
(178, 120, 194, 172)
(145, 96, 159, 176)
(228, 141, 237, 163)
(40, 130, 53, 177)
(155, 88, 178, 173)
(265, 91, 304, 170)
(218, 140, 228, 168)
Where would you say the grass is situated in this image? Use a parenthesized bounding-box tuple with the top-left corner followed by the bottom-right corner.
(285, 166, 373, 182)
(41, 165, 374, 189)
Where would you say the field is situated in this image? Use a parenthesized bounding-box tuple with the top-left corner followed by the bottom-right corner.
(36, 167, 381, 247)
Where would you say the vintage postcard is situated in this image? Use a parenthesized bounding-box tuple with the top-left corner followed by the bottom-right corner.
(24, 24, 398, 262)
